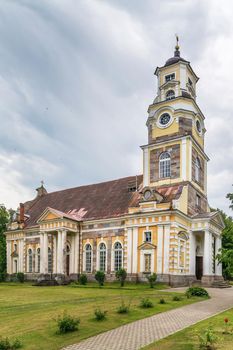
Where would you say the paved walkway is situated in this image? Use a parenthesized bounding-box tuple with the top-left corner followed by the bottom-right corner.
(62, 287, 233, 350)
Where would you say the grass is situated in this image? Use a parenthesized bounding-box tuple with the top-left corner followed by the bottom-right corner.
(142, 308, 233, 350)
(0, 282, 206, 350)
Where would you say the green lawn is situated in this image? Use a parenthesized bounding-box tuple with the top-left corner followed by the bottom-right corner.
(143, 308, 233, 350)
(0, 282, 205, 350)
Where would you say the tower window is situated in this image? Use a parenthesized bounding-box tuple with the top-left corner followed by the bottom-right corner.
(165, 73, 175, 82)
(188, 78, 193, 86)
(159, 152, 171, 178)
(166, 90, 175, 100)
(195, 157, 201, 182)
(196, 194, 201, 208)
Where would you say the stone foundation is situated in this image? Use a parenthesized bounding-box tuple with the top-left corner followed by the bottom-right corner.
(201, 275, 224, 286)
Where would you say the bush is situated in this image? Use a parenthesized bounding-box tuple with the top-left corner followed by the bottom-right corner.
(146, 273, 157, 288)
(198, 326, 219, 349)
(159, 298, 166, 304)
(16, 273, 24, 283)
(79, 274, 87, 285)
(116, 301, 130, 314)
(95, 271, 105, 287)
(56, 313, 80, 334)
(0, 337, 22, 350)
(140, 298, 153, 308)
(185, 287, 209, 298)
(0, 272, 6, 282)
(115, 268, 127, 287)
(94, 308, 107, 321)
(172, 295, 182, 301)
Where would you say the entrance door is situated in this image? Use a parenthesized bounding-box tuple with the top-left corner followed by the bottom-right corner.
(196, 256, 203, 280)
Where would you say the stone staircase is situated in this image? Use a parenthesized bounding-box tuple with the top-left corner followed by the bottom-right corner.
(211, 280, 231, 288)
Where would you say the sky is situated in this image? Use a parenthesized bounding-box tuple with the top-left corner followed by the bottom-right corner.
(0, 0, 232, 215)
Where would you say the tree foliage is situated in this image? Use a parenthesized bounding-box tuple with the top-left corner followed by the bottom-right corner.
(0, 206, 9, 274)
(216, 187, 233, 279)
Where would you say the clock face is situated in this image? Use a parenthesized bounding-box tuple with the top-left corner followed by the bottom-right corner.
(144, 190, 152, 200)
(196, 120, 201, 133)
(159, 113, 171, 126)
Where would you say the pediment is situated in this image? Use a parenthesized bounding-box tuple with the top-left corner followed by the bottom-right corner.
(210, 211, 225, 229)
(37, 207, 64, 223)
(138, 242, 157, 250)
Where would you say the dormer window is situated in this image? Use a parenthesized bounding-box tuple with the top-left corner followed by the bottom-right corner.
(165, 73, 175, 82)
(166, 90, 175, 100)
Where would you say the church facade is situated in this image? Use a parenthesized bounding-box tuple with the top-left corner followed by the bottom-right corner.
(5, 43, 224, 286)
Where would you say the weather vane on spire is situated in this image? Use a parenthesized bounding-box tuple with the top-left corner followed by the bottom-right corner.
(41, 180, 44, 187)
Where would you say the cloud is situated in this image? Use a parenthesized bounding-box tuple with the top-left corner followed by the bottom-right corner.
(0, 0, 232, 215)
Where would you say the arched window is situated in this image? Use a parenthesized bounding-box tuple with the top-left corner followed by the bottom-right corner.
(48, 247, 52, 273)
(166, 90, 175, 100)
(159, 152, 171, 178)
(178, 232, 188, 269)
(195, 157, 201, 182)
(114, 242, 123, 271)
(85, 244, 92, 273)
(37, 248, 40, 273)
(28, 248, 33, 273)
(99, 243, 106, 271)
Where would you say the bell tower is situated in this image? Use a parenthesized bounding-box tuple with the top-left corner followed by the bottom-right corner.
(141, 37, 209, 216)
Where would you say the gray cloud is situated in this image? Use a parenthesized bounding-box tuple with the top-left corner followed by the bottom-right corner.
(0, 0, 232, 215)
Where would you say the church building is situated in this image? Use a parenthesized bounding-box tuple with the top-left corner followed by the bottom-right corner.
(5, 41, 224, 286)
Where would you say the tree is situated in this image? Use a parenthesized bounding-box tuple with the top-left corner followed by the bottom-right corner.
(146, 273, 157, 288)
(115, 268, 127, 287)
(0, 205, 9, 274)
(95, 271, 105, 286)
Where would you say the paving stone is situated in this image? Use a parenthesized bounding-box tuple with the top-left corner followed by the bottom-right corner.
(62, 287, 233, 350)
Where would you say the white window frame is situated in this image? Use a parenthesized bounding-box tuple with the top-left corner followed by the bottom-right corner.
(144, 231, 152, 243)
(28, 248, 33, 273)
(112, 241, 123, 272)
(165, 73, 175, 82)
(97, 242, 107, 272)
(83, 243, 93, 273)
(159, 152, 171, 178)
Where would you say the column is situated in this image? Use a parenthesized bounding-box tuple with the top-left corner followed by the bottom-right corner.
(157, 225, 163, 274)
(189, 231, 196, 275)
(40, 233, 44, 274)
(18, 240, 24, 272)
(61, 229, 67, 275)
(163, 225, 170, 274)
(132, 227, 138, 274)
(215, 236, 222, 276)
(70, 235, 75, 274)
(6, 240, 11, 274)
(126, 228, 133, 274)
(57, 230, 62, 274)
(74, 232, 80, 274)
(43, 233, 48, 274)
(53, 234, 57, 274)
(203, 230, 212, 275)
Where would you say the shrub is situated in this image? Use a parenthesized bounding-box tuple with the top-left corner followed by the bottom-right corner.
(186, 287, 209, 298)
(115, 268, 127, 287)
(198, 326, 219, 349)
(146, 273, 157, 288)
(94, 308, 107, 321)
(56, 313, 80, 334)
(140, 298, 153, 308)
(79, 274, 87, 285)
(16, 273, 24, 283)
(0, 337, 22, 350)
(159, 298, 166, 304)
(95, 271, 105, 287)
(172, 295, 182, 301)
(116, 301, 130, 314)
(0, 272, 6, 282)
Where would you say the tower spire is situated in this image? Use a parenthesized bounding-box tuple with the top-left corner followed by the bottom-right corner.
(174, 34, 180, 57)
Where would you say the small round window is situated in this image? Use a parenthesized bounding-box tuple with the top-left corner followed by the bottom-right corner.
(159, 113, 171, 126)
(196, 120, 201, 133)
